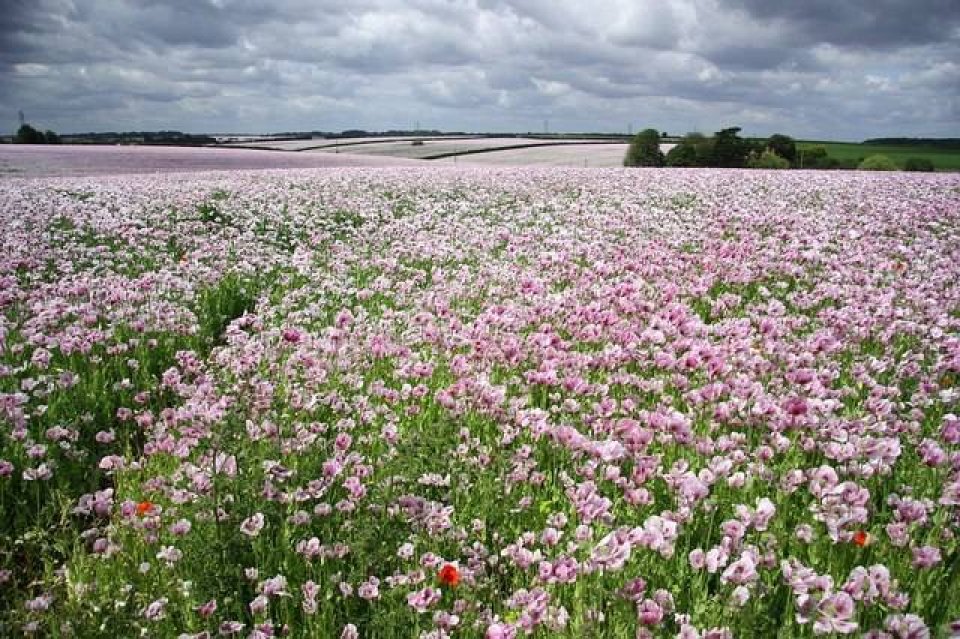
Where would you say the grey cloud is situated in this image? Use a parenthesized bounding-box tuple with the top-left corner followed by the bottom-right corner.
(702, 45, 800, 72)
(730, 0, 960, 49)
(69, 1, 243, 53)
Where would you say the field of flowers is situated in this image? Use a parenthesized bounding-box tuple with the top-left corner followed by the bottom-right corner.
(1, 167, 959, 638)
(435, 145, 633, 168)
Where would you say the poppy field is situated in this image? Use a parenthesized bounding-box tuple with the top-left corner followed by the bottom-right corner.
(1, 167, 959, 638)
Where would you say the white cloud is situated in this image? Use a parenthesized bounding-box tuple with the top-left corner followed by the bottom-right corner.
(13, 63, 50, 76)
(532, 78, 571, 97)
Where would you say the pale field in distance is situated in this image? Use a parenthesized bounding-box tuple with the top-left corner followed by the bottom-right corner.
(218, 139, 344, 150)
(218, 137, 472, 151)
(0, 144, 428, 178)
(304, 137, 580, 160)
(439, 143, 629, 167)
(232, 137, 641, 164)
(436, 143, 677, 167)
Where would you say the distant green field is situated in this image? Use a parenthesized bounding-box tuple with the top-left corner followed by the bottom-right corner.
(797, 141, 960, 171)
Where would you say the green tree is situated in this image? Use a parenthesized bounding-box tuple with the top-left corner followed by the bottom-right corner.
(624, 128, 665, 167)
(766, 134, 797, 165)
(710, 127, 752, 168)
(903, 157, 935, 172)
(666, 132, 713, 167)
(44, 130, 61, 144)
(666, 143, 698, 167)
(15, 124, 47, 144)
(858, 154, 898, 171)
(800, 145, 825, 168)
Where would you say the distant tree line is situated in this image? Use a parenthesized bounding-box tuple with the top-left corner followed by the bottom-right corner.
(625, 127, 940, 172)
(8, 128, 224, 145)
(61, 131, 218, 145)
(332, 129, 459, 138)
(864, 138, 960, 150)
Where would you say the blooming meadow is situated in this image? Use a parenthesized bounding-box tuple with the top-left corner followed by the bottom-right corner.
(1, 167, 959, 638)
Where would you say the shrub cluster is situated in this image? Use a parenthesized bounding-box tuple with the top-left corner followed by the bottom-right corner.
(858, 155, 899, 171)
(746, 149, 790, 169)
(904, 157, 935, 172)
(652, 128, 796, 170)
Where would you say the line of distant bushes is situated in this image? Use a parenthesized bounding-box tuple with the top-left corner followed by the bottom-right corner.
(863, 138, 960, 150)
(7, 124, 219, 146)
(624, 128, 939, 171)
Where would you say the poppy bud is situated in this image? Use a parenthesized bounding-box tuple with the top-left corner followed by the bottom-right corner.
(852, 530, 871, 547)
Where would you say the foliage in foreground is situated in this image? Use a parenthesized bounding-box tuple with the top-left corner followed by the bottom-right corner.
(1, 168, 960, 638)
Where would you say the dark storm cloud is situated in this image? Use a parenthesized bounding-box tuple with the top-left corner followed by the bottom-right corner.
(730, 0, 960, 49)
(0, 0, 47, 36)
(0, 0, 957, 139)
(0, 0, 73, 65)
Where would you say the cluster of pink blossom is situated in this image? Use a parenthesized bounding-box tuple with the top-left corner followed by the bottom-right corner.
(1, 167, 959, 637)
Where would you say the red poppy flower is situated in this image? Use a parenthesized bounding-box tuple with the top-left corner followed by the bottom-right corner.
(136, 500, 154, 517)
(852, 530, 870, 547)
(438, 563, 460, 587)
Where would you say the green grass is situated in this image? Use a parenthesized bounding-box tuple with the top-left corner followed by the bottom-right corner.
(797, 141, 960, 171)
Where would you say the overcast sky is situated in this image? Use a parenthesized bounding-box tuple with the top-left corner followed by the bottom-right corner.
(2, 0, 958, 139)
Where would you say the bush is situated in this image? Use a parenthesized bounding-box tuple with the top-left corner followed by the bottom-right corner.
(665, 132, 714, 167)
(624, 128, 664, 167)
(665, 143, 698, 167)
(903, 157, 935, 172)
(800, 146, 826, 168)
(858, 154, 898, 171)
(766, 134, 797, 165)
(747, 149, 790, 169)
